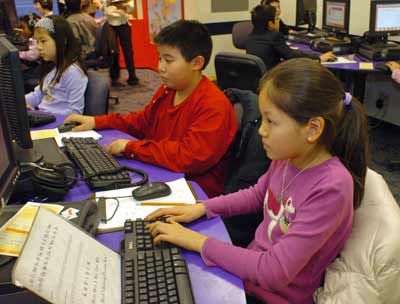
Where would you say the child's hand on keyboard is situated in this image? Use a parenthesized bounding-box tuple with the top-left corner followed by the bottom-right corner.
(387, 61, 400, 72)
(145, 203, 206, 223)
(105, 139, 131, 156)
(146, 220, 208, 253)
(64, 114, 95, 131)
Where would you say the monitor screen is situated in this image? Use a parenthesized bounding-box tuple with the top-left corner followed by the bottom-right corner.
(323, 0, 350, 34)
(0, 98, 19, 213)
(373, 2, 400, 33)
(296, 0, 317, 26)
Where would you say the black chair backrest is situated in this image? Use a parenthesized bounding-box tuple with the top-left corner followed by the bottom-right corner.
(232, 21, 253, 50)
(215, 52, 266, 93)
(83, 70, 109, 115)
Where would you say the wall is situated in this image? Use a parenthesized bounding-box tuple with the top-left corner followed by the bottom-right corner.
(188, 0, 376, 77)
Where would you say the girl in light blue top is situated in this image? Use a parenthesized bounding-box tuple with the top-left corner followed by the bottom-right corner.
(25, 15, 88, 115)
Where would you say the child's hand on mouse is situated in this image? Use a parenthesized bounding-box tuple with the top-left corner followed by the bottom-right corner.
(146, 220, 208, 253)
(105, 139, 131, 156)
(64, 114, 95, 131)
(387, 61, 400, 72)
(319, 51, 336, 62)
(145, 203, 206, 223)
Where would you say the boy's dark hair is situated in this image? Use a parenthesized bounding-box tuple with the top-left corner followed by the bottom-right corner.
(154, 20, 212, 70)
(33, 0, 53, 11)
(251, 5, 277, 31)
(38, 15, 87, 90)
(260, 0, 279, 5)
(260, 58, 370, 209)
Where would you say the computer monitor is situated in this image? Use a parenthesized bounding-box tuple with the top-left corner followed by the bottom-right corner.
(0, 101, 19, 215)
(323, 0, 350, 36)
(296, 0, 317, 32)
(370, 0, 400, 36)
(0, 35, 41, 163)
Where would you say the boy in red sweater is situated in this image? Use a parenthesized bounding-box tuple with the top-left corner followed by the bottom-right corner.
(65, 20, 237, 197)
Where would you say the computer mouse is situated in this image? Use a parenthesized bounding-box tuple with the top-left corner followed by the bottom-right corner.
(132, 182, 172, 201)
(57, 121, 80, 133)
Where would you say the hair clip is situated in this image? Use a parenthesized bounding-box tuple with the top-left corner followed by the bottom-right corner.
(344, 92, 352, 106)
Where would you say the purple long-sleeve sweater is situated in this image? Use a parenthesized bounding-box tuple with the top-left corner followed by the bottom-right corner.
(201, 157, 354, 303)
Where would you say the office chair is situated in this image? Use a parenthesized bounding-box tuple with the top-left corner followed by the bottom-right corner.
(232, 20, 253, 50)
(83, 70, 110, 115)
(215, 52, 266, 93)
(214, 21, 265, 93)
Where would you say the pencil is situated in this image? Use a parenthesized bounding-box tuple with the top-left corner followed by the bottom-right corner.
(139, 202, 190, 206)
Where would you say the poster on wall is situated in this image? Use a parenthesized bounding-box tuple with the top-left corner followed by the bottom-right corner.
(147, 0, 183, 42)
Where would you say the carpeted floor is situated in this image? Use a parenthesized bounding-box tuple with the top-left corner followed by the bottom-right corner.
(104, 68, 400, 204)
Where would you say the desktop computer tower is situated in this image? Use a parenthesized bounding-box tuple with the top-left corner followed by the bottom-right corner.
(358, 43, 400, 61)
(364, 73, 400, 127)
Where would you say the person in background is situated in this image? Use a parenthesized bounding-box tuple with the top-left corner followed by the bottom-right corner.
(19, 13, 41, 62)
(144, 58, 370, 304)
(100, 0, 139, 86)
(33, 0, 53, 17)
(81, 0, 100, 17)
(65, 0, 98, 59)
(246, 5, 336, 70)
(387, 61, 400, 84)
(64, 20, 238, 198)
(260, 0, 294, 35)
(19, 13, 42, 93)
(25, 16, 88, 115)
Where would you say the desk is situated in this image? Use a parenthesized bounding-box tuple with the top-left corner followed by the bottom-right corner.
(292, 43, 385, 100)
(34, 116, 247, 304)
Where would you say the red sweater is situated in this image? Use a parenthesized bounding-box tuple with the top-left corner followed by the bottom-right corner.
(95, 76, 237, 197)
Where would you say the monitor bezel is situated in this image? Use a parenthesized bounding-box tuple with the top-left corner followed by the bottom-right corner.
(0, 96, 19, 211)
(322, 0, 351, 35)
(369, 0, 400, 35)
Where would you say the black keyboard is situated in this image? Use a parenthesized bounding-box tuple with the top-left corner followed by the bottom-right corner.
(28, 112, 56, 127)
(62, 137, 132, 190)
(122, 219, 195, 304)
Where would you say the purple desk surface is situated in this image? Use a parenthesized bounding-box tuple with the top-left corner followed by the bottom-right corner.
(34, 114, 247, 304)
(292, 42, 383, 72)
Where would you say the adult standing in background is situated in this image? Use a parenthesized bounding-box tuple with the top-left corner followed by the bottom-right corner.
(101, 0, 139, 87)
(65, 0, 98, 59)
(33, 0, 54, 17)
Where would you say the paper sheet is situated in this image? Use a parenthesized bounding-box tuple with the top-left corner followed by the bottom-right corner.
(321, 56, 357, 65)
(0, 202, 64, 257)
(30, 128, 60, 140)
(12, 207, 121, 304)
(96, 178, 197, 232)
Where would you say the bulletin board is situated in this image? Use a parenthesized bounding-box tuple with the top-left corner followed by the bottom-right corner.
(147, 0, 184, 42)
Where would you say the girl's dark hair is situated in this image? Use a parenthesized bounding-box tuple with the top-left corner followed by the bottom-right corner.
(38, 15, 87, 90)
(261, 0, 280, 5)
(251, 5, 276, 31)
(33, 0, 53, 10)
(153, 20, 212, 70)
(260, 58, 370, 209)
(20, 13, 40, 31)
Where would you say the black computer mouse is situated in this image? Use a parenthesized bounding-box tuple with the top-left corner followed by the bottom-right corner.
(132, 182, 172, 201)
(57, 121, 81, 133)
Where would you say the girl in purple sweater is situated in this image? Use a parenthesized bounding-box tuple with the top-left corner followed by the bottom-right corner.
(146, 59, 370, 304)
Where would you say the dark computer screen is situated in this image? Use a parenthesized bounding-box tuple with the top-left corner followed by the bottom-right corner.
(296, 0, 317, 27)
(0, 35, 32, 149)
(0, 99, 19, 213)
(370, 0, 400, 35)
(323, 0, 350, 34)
